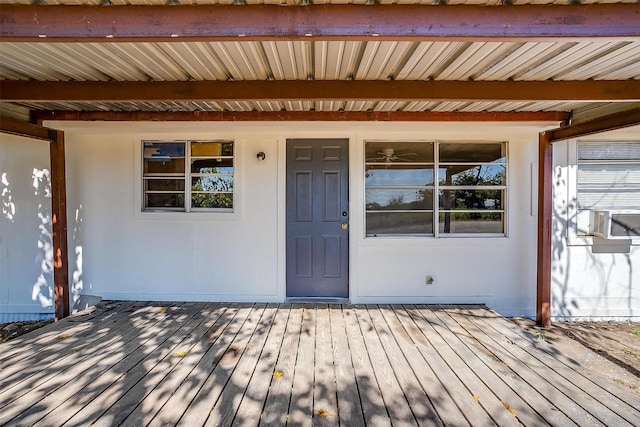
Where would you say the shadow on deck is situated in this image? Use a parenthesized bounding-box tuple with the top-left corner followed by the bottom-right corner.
(1, 302, 639, 426)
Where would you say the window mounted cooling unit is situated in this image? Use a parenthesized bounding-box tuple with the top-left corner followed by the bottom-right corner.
(589, 210, 640, 239)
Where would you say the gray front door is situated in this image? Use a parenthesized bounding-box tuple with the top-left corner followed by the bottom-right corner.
(286, 138, 349, 298)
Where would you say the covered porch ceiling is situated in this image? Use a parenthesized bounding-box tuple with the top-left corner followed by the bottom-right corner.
(1, 3, 639, 121)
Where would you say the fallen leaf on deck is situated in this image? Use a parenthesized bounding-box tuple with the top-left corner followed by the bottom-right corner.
(174, 351, 188, 357)
(246, 343, 254, 348)
(156, 307, 167, 313)
(501, 400, 517, 416)
(273, 371, 283, 378)
(317, 408, 334, 417)
(57, 333, 71, 339)
(473, 395, 481, 402)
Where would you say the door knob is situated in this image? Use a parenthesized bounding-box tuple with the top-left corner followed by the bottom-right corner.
(341, 223, 348, 230)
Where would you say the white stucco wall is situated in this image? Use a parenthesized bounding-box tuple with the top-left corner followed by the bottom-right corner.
(551, 126, 640, 320)
(4, 121, 566, 318)
(0, 134, 54, 321)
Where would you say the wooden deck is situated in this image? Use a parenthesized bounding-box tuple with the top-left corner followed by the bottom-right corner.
(1, 302, 639, 426)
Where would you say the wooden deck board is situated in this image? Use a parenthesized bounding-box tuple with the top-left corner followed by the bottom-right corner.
(422, 306, 549, 427)
(312, 305, 340, 427)
(260, 305, 303, 426)
(287, 305, 316, 427)
(341, 305, 392, 427)
(461, 306, 638, 427)
(1, 302, 188, 426)
(147, 304, 250, 427)
(353, 304, 417, 426)
(328, 305, 365, 427)
(176, 304, 266, 427)
(230, 304, 291, 426)
(447, 306, 584, 426)
(367, 305, 444, 427)
(1, 302, 638, 427)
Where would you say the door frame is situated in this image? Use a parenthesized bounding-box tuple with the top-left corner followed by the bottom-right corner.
(280, 136, 352, 301)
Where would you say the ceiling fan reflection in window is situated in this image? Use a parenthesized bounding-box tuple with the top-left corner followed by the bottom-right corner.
(367, 148, 418, 163)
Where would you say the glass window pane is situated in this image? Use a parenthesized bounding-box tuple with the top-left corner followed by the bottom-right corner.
(439, 212, 504, 234)
(145, 193, 184, 209)
(439, 189, 504, 210)
(144, 158, 185, 174)
(611, 213, 640, 237)
(366, 212, 433, 236)
(143, 142, 185, 159)
(192, 176, 233, 192)
(190, 141, 234, 157)
(144, 179, 185, 192)
(366, 189, 433, 211)
(439, 165, 506, 186)
(439, 142, 505, 163)
(191, 159, 233, 173)
(366, 166, 434, 186)
(366, 141, 434, 163)
(192, 193, 233, 209)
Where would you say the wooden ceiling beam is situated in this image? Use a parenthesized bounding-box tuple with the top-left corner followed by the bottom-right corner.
(0, 116, 54, 141)
(33, 110, 571, 122)
(548, 107, 640, 142)
(1, 4, 639, 42)
(3, 80, 639, 102)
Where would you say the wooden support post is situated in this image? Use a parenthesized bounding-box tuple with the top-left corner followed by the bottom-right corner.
(49, 129, 70, 320)
(536, 132, 553, 327)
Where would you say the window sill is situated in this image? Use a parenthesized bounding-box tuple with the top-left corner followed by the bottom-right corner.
(135, 210, 239, 222)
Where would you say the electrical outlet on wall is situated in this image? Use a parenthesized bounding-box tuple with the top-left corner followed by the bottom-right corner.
(425, 276, 434, 285)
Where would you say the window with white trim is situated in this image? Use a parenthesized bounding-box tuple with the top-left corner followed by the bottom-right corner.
(143, 140, 234, 212)
(365, 141, 507, 237)
(577, 141, 640, 237)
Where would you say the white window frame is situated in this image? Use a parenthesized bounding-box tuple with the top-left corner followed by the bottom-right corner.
(364, 140, 508, 238)
(142, 140, 235, 213)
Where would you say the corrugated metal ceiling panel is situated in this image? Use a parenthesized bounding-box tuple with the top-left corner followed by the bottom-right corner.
(2, 39, 639, 113)
(2, 41, 639, 83)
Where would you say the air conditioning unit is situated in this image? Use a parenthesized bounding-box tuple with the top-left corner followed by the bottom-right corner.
(589, 210, 640, 239)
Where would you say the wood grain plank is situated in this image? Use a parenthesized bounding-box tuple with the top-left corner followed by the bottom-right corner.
(116, 304, 232, 426)
(341, 305, 391, 427)
(176, 304, 268, 427)
(312, 304, 339, 427)
(0, 301, 130, 362)
(476, 307, 640, 419)
(417, 305, 548, 426)
(205, 304, 282, 426)
(465, 307, 640, 427)
(328, 305, 365, 427)
(287, 305, 316, 427)
(445, 307, 581, 426)
(3, 302, 193, 426)
(0, 302, 149, 398)
(0, 301, 138, 383)
(230, 305, 292, 426)
(54, 302, 207, 427)
(260, 305, 303, 426)
(147, 304, 252, 427)
(353, 305, 417, 427)
(89, 303, 227, 426)
(366, 305, 445, 427)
